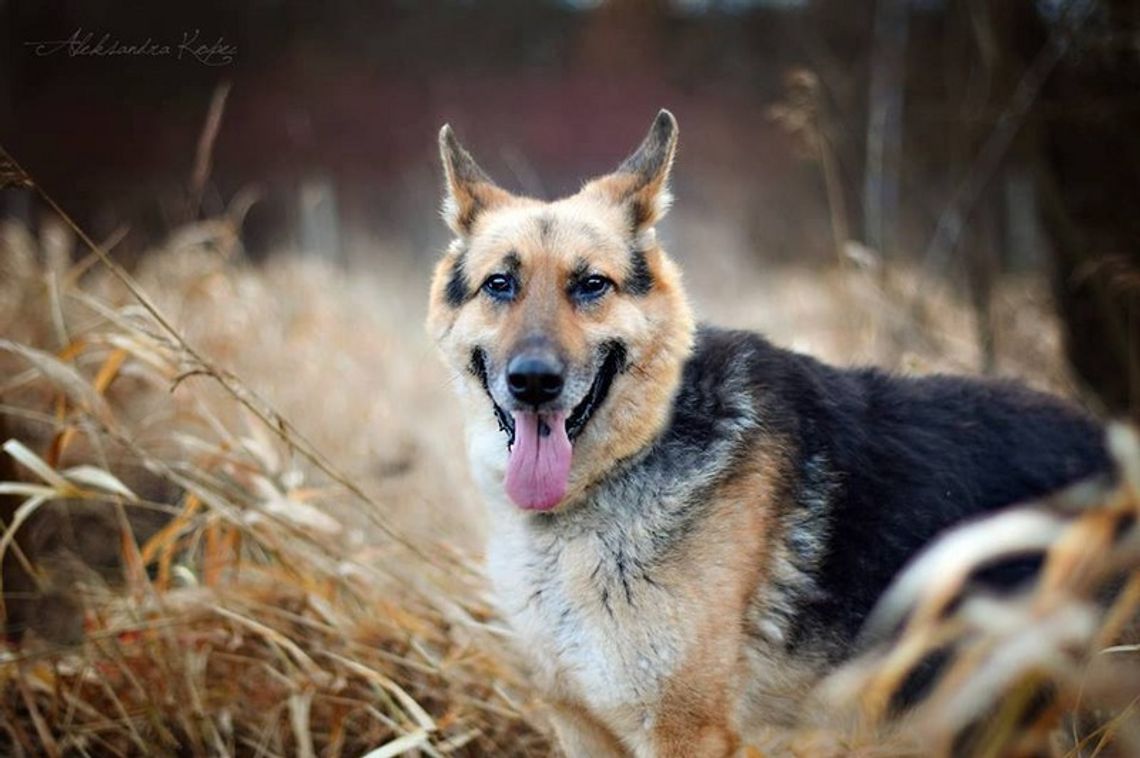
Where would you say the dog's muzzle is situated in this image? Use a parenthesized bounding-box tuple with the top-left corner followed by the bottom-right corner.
(469, 341, 626, 448)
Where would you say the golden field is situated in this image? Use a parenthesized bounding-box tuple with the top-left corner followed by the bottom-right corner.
(0, 213, 1137, 756)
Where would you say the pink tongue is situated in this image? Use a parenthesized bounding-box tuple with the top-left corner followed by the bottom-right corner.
(504, 411, 572, 510)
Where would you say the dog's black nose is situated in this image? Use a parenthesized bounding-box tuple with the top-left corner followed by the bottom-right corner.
(507, 353, 565, 406)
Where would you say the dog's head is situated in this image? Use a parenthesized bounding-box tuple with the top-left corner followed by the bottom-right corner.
(427, 110, 694, 512)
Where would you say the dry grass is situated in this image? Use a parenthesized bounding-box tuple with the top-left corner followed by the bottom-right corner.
(0, 211, 1136, 757)
(0, 218, 545, 756)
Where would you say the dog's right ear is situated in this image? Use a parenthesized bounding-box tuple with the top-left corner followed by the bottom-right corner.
(439, 125, 511, 236)
(586, 109, 678, 235)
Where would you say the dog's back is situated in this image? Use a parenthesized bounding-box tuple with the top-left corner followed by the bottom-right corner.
(682, 326, 1110, 654)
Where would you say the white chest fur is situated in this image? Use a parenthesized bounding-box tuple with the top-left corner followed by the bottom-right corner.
(467, 419, 698, 752)
(485, 504, 687, 713)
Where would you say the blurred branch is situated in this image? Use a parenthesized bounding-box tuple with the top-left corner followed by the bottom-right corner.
(186, 81, 232, 223)
(863, 0, 910, 260)
(921, 0, 1097, 277)
(770, 70, 850, 267)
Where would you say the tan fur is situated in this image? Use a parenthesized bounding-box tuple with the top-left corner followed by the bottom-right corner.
(647, 451, 783, 756)
(427, 112, 789, 756)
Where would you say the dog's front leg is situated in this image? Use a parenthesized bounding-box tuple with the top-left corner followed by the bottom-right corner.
(647, 661, 742, 758)
(651, 719, 739, 758)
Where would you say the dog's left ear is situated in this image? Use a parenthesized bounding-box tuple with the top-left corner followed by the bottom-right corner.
(439, 125, 512, 236)
(588, 109, 678, 233)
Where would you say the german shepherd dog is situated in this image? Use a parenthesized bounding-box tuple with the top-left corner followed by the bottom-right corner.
(426, 110, 1110, 756)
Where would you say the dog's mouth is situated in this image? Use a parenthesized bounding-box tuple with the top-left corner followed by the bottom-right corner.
(469, 349, 516, 445)
(469, 342, 626, 510)
(470, 342, 626, 445)
(566, 342, 626, 440)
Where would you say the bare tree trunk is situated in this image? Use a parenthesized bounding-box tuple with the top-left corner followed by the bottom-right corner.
(1036, 0, 1140, 419)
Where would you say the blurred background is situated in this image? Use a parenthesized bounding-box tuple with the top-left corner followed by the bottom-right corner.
(2, 0, 1138, 418)
(1, 3, 1139, 753)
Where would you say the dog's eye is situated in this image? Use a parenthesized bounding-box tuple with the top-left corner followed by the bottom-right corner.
(482, 274, 517, 301)
(572, 275, 613, 302)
